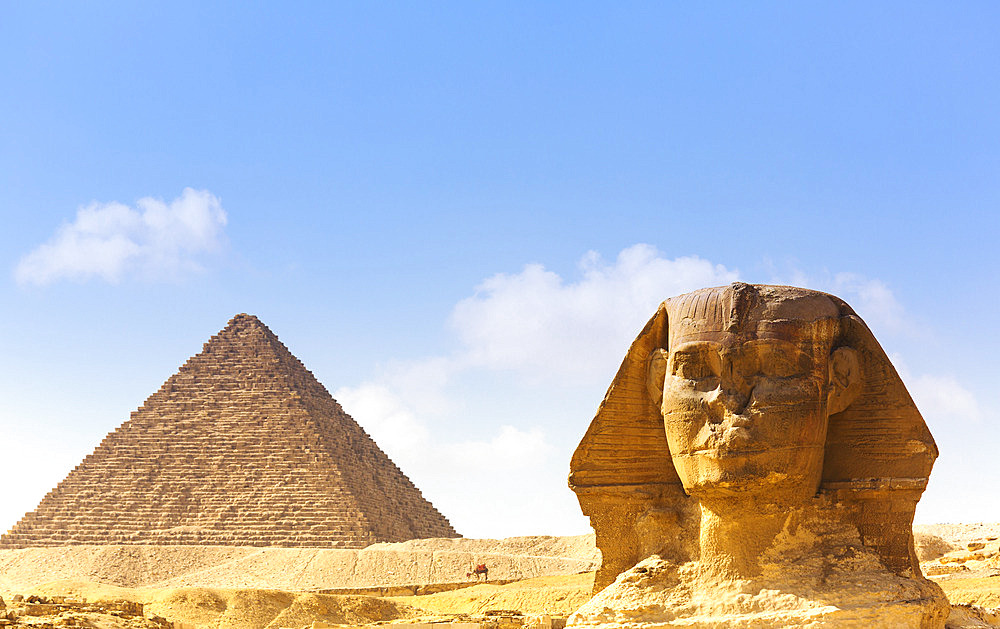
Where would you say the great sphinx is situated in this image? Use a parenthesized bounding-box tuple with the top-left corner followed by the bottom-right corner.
(568, 283, 949, 628)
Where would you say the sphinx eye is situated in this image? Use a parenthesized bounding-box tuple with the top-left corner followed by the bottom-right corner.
(670, 351, 720, 381)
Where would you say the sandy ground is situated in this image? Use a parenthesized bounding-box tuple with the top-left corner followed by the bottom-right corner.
(0, 535, 598, 627)
(0, 534, 598, 592)
(391, 572, 595, 617)
(913, 522, 1000, 620)
(4, 581, 419, 628)
(3, 575, 591, 628)
(4, 527, 1000, 628)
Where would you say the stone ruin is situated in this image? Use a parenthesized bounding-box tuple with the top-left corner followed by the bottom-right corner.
(0, 314, 457, 548)
(567, 284, 949, 627)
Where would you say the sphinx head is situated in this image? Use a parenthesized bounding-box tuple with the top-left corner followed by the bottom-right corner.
(570, 282, 938, 589)
(646, 283, 863, 502)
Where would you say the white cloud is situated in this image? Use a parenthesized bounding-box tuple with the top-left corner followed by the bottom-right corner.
(887, 353, 983, 428)
(15, 188, 227, 285)
(908, 374, 983, 424)
(451, 244, 739, 382)
(335, 383, 565, 538)
(829, 273, 909, 333)
(775, 269, 915, 337)
(378, 357, 457, 417)
(335, 383, 431, 456)
(335, 383, 552, 478)
(442, 424, 552, 470)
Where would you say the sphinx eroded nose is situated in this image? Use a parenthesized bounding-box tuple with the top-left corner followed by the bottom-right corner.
(717, 353, 754, 415)
(722, 425, 753, 448)
(703, 387, 752, 427)
(718, 385, 753, 415)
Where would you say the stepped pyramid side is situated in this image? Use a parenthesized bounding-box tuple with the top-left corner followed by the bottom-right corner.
(0, 314, 458, 548)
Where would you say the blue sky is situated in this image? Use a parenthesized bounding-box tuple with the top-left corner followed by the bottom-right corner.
(1, 3, 998, 538)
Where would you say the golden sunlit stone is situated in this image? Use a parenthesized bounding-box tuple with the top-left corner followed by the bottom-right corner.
(568, 283, 949, 628)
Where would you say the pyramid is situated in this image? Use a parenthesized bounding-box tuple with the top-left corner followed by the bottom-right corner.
(1, 314, 458, 548)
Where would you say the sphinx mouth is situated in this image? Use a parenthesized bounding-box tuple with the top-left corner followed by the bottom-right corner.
(688, 424, 756, 452)
(679, 444, 822, 458)
(684, 446, 767, 459)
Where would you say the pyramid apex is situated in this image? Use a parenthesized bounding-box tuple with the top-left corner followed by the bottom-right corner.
(224, 313, 269, 330)
(213, 314, 277, 347)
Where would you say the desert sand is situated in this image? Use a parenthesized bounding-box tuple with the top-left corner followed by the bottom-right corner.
(0, 534, 596, 627)
(1, 526, 1000, 628)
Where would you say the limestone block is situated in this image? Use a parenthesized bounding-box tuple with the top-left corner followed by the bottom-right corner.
(925, 563, 969, 576)
(917, 533, 958, 562)
(524, 614, 552, 628)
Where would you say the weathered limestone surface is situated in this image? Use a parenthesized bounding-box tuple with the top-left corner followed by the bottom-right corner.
(0, 314, 457, 548)
(567, 284, 949, 628)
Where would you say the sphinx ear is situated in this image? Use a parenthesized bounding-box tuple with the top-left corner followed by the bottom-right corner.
(828, 346, 862, 415)
(647, 348, 670, 406)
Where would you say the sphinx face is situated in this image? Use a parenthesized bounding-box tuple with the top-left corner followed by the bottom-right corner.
(659, 317, 834, 501)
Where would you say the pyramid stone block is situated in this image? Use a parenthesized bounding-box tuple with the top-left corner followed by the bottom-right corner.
(1, 314, 458, 548)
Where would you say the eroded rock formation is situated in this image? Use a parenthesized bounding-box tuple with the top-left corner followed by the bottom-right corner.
(568, 283, 949, 628)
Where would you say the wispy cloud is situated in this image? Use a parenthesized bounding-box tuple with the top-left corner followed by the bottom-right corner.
(828, 272, 910, 333)
(891, 354, 983, 426)
(334, 382, 559, 538)
(777, 268, 917, 337)
(14, 188, 228, 286)
(452, 244, 739, 383)
(910, 374, 983, 424)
